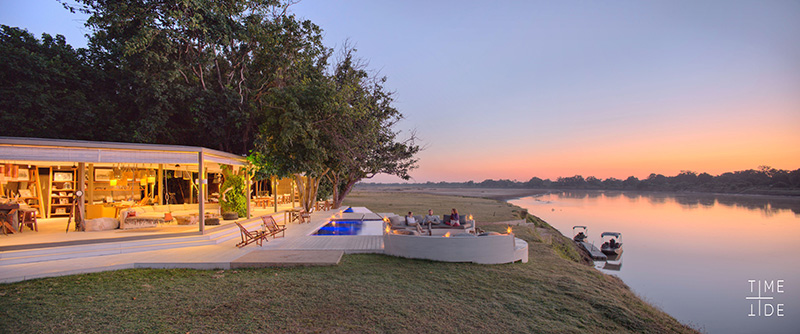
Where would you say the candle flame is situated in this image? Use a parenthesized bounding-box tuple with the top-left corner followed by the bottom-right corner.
(468, 214, 473, 220)
(444, 232, 451, 238)
(507, 226, 512, 234)
(385, 225, 390, 234)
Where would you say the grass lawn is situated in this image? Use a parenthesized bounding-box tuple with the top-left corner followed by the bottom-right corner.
(342, 191, 528, 223)
(0, 191, 697, 333)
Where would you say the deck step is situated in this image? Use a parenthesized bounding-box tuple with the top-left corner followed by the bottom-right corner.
(0, 218, 265, 266)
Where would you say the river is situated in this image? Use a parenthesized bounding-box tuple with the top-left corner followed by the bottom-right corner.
(511, 191, 800, 334)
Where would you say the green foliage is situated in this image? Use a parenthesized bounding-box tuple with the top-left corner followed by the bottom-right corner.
(551, 239, 583, 263)
(246, 151, 280, 181)
(4, 1, 419, 212)
(376, 167, 800, 196)
(219, 165, 246, 216)
(253, 46, 419, 209)
(0, 25, 120, 140)
(2, 0, 327, 155)
(525, 214, 546, 228)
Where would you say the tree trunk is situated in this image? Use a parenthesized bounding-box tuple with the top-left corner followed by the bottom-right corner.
(334, 178, 359, 209)
(330, 172, 339, 208)
(294, 172, 326, 213)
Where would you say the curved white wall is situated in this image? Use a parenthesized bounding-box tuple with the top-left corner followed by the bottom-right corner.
(383, 233, 528, 264)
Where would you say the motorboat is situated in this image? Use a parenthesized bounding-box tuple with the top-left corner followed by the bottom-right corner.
(572, 225, 588, 242)
(573, 226, 607, 261)
(600, 232, 623, 259)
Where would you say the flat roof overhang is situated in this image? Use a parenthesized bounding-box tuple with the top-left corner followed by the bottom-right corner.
(0, 137, 248, 168)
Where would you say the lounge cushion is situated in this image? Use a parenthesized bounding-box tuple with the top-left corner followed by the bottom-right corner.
(84, 217, 120, 231)
(389, 216, 404, 228)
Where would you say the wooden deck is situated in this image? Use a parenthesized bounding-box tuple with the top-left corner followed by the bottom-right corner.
(578, 241, 608, 261)
(0, 207, 386, 283)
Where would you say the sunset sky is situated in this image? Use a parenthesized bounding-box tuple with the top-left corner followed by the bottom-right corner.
(2, 1, 799, 182)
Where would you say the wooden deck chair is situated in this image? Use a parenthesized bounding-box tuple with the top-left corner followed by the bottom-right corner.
(290, 209, 312, 224)
(261, 215, 286, 238)
(299, 210, 311, 224)
(234, 222, 269, 248)
(18, 209, 38, 232)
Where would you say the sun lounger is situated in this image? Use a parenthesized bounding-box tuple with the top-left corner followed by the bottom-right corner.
(261, 215, 286, 238)
(235, 222, 269, 248)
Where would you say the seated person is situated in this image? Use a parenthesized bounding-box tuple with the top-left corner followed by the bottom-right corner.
(422, 209, 442, 225)
(609, 238, 617, 248)
(445, 208, 461, 226)
(405, 211, 417, 226)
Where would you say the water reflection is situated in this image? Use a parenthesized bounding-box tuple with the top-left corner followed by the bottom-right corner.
(552, 191, 800, 217)
(511, 191, 800, 334)
(599, 255, 623, 271)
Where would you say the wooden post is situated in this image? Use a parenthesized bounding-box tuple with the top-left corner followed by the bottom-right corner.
(33, 167, 46, 218)
(45, 167, 52, 218)
(245, 167, 251, 219)
(87, 164, 94, 207)
(188, 171, 193, 204)
(158, 164, 164, 205)
(272, 176, 278, 213)
(203, 166, 209, 201)
(76, 163, 86, 231)
(198, 152, 205, 234)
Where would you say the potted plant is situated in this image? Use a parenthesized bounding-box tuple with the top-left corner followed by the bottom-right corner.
(220, 165, 246, 220)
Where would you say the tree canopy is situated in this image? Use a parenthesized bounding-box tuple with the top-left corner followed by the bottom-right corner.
(364, 167, 800, 196)
(1, 0, 419, 207)
(254, 46, 419, 210)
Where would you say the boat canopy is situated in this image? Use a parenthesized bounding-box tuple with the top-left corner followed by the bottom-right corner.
(601, 232, 621, 238)
(573, 226, 587, 230)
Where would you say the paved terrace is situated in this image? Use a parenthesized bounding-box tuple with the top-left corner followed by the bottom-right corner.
(0, 207, 386, 283)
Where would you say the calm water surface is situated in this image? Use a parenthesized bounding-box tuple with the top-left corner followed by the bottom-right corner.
(511, 191, 800, 334)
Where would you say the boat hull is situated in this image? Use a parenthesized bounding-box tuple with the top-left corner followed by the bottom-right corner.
(601, 247, 623, 257)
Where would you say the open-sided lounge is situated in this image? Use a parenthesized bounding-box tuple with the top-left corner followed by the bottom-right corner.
(0, 136, 255, 235)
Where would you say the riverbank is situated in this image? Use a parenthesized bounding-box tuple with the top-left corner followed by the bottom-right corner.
(355, 185, 800, 214)
(351, 185, 551, 201)
(0, 191, 697, 333)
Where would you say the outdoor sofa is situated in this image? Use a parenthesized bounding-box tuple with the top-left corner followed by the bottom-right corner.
(388, 214, 474, 235)
(120, 203, 221, 229)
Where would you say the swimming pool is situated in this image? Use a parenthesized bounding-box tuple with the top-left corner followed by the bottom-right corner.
(312, 220, 384, 236)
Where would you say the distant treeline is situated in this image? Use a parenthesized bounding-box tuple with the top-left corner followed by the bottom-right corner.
(361, 167, 800, 196)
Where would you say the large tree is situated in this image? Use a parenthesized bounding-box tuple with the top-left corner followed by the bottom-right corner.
(63, 0, 324, 154)
(322, 49, 418, 208)
(253, 47, 418, 211)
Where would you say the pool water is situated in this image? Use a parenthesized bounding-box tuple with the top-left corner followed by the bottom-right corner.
(312, 220, 384, 236)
